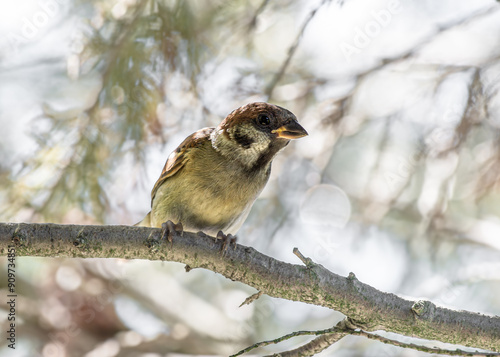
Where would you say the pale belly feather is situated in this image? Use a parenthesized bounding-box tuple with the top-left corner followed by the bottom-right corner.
(150, 162, 268, 236)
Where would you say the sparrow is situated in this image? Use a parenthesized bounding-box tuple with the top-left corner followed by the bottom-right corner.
(136, 102, 308, 242)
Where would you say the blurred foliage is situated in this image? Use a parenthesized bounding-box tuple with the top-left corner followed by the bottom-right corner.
(1, 0, 500, 356)
(1, 0, 299, 223)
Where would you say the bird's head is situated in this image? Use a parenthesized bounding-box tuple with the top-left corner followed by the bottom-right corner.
(211, 102, 308, 170)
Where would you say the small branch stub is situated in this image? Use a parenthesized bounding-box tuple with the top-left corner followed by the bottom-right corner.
(74, 229, 87, 247)
(412, 300, 436, 319)
(240, 291, 264, 307)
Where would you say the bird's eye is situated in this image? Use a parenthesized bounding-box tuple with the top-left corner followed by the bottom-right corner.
(258, 114, 271, 126)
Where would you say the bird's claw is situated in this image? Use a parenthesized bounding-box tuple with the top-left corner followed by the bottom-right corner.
(161, 220, 183, 246)
(216, 230, 237, 254)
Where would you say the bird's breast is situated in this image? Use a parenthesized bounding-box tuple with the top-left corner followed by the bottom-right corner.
(151, 146, 270, 235)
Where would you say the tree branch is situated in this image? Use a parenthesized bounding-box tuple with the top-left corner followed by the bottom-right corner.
(265, 0, 331, 100)
(0, 222, 499, 354)
(270, 332, 346, 357)
(231, 326, 347, 356)
(246, 318, 500, 357)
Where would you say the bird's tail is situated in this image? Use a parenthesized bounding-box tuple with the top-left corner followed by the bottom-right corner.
(134, 212, 151, 227)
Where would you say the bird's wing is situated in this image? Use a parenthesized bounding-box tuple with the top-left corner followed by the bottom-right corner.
(150, 127, 215, 203)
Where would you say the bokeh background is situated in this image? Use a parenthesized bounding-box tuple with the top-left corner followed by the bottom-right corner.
(1, 0, 500, 356)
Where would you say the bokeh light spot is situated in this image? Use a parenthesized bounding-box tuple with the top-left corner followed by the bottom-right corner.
(300, 184, 351, 228)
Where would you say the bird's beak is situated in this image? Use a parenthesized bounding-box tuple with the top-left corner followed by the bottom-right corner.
(272, 121, 308, 140)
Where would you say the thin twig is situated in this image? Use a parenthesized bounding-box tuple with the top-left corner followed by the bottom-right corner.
(265, 333, 347, 357)
(230, 326, 344, 357)
(265, 0, 331, 100)
(355, 330, 500, 357)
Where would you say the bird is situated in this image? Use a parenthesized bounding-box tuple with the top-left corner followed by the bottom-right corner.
(136, 102, 308, 244)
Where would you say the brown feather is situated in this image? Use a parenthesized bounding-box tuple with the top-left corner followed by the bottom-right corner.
(150, 127, 214, 203)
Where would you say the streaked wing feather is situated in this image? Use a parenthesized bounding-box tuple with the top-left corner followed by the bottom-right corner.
(150, 127, 214, 203)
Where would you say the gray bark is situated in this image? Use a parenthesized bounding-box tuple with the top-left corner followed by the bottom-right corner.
(0, 222, 499, 352)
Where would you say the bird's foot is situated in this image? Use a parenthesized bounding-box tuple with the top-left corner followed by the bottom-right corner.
(216, 230, 237, 253)
(161, 220, 183, 246)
